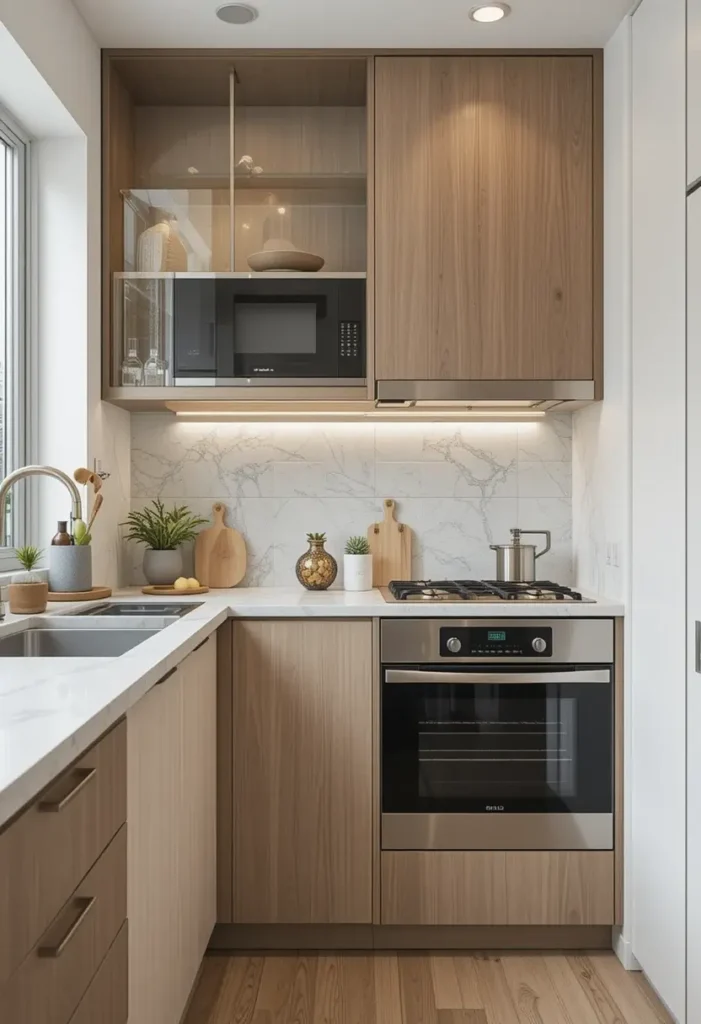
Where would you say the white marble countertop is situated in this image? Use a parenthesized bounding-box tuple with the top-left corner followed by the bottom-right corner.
(0, 586, 624, 829)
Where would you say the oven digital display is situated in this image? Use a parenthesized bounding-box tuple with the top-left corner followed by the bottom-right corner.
(487, 631, 507, 642)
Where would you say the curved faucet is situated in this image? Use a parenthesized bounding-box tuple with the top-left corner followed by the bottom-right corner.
(0, 466, 83, 546)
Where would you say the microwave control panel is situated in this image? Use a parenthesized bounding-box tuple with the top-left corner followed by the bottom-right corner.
(439, 625, 553, 658)
(339, 321, 362, 370)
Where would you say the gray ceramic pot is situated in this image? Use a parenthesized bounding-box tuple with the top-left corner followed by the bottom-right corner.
(143, 548, 183, 586)
(48, 546, 92, 593)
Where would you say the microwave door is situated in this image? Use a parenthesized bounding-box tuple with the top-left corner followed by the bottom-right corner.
(232, 296, 327, 379)
(172, 279, 217, 379)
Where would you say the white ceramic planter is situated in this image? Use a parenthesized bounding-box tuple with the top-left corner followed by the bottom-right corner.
(143, 548, 183, 586)
(343, 553, 373, 592)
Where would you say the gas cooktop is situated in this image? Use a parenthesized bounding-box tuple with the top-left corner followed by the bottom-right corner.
(384, 580, 593, 603)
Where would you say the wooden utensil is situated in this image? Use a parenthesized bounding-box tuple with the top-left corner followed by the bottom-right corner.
(74, 467, 103, 493)
(87, 493, 104, 533)
(194, 503, 247, 589)
(367, 498, 412, 586)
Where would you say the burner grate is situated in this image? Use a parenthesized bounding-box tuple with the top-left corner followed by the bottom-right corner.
(387, 580, 585, 602)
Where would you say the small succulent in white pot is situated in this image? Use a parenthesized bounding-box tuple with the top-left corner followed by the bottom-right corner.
(9, 546, 49, 614)
(343, 535, 373, 593)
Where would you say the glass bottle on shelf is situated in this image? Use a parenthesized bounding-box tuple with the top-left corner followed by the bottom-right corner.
(143, 347, 166, 387)
(121, 342, 144, 386)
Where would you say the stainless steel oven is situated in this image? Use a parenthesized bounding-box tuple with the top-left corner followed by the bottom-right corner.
(381, 618, 614, 851)
(171, 275, 365, 385)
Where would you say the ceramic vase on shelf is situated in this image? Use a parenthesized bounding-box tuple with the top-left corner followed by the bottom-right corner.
(136, 212, 187, 272)
(295, 533, 337, 591)
(143, 548, 183, 586)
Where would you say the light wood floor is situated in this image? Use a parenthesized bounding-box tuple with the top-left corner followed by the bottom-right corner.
(183, 952, 674, 1024)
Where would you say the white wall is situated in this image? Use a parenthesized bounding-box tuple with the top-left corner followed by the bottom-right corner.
(0, 0, 130, 585)
(630, 0, 687, 1018)
(573, 14, 635, 970)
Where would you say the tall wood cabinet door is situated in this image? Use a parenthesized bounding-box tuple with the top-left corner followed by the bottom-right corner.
(232, 619, 373, 924)
(374, 56, 595, 381)
(179, 638, 217, 988)
(127, 672, 182, 1024)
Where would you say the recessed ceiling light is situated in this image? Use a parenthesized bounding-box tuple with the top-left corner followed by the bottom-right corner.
(469, 3, 511, 22)
(216, 3, 259, 25)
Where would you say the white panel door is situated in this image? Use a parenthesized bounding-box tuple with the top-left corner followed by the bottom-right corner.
(687, 188, 701, 1023)
(631, 0, 687, 1019)
(690, 0, 701, 186)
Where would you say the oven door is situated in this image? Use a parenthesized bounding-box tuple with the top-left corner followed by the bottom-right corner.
(381, 666, 613, 850)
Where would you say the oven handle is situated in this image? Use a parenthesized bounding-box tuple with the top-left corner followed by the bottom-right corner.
(384, 669, 611, 685)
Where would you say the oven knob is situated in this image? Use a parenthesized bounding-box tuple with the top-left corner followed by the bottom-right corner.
(446, 637, 462, 654)
(532, 637, 547, 654)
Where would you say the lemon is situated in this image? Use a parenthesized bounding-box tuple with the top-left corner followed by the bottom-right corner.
(187, 577, 200, 589)
(173, 577, 189, 591)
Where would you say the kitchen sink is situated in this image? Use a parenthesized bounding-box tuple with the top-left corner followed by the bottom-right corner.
(74, 602, 202, 617)
(0, 627, 161, 658)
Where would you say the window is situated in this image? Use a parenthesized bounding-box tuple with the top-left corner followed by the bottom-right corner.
(0, 110, 28, 568)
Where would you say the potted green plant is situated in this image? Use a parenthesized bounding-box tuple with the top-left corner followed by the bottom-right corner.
(9, 546, 48, 614)
(343, 535, 373, 592)
(122, 500, 207, 585)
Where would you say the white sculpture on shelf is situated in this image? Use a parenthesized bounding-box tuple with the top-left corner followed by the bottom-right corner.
(136, 210, 188, 273)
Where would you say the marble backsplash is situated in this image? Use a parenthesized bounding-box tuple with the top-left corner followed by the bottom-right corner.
(129, 414, 573, 588)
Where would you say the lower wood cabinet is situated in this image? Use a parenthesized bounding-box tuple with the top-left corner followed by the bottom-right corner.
(127, 636, 217, 1024)
(381, 851, 614, 927)
(227, 619, 374, 925)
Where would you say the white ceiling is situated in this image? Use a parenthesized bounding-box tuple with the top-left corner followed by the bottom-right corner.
(72, 0, 632, 49)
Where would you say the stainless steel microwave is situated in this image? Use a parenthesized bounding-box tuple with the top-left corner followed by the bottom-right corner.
(171, 276, 365, 386)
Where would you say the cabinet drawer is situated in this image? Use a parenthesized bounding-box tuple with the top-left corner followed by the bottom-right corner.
(68, 922, 128, 1024)
(0, 825, 127, 1024)
(381, 851, 614, 926)
(0, 721, 126, 987)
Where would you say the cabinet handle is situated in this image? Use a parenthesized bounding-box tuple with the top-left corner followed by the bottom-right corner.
(39, 767, 97, 812)
(193, 636, 210, 653)
(38, 897, 95, 957)
(156, 666, 177, 686)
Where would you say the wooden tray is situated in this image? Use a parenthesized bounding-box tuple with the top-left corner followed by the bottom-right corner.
(142, 585, 210, 596)
(47, 586, 113, 602)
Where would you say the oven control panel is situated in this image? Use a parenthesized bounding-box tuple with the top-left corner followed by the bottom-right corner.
(439, 625, 553, 658)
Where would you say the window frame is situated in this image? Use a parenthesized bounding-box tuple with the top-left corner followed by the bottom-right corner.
(0, 106, 30, 572)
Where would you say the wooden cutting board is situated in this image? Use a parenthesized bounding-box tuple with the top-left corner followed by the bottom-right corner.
(194, 503, 247, 588)
(367, 498, 412, 586)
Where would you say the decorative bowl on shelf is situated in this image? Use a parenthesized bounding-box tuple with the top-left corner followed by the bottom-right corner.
(247, 238, 325, 273)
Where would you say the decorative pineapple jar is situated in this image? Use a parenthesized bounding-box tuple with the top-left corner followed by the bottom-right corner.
(295, 533, 338, 591)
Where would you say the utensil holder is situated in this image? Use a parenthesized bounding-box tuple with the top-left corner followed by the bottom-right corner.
(49, 546, 92, 593)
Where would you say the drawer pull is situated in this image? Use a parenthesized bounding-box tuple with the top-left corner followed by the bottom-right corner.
(39, 767, 97, 812)
(156, 667, 177, 686)
(193, 636, 210, 652)
(38, 896, 95, 957)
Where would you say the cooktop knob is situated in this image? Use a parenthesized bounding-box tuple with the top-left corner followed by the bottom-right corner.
(532, 637, 547, 654)
(446, 636, 462, 654)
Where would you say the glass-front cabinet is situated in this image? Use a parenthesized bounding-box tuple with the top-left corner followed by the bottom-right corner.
(105, 57, 370, 400)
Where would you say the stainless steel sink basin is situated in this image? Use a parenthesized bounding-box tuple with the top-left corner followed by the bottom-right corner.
(74, 602, 202, 618)
(0, 628, 160, 658)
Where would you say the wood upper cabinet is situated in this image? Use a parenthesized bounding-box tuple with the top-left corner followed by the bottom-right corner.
(374, 56, 598, 382)
(229, 619, 373, 925)
(127, 637, 216, 1024)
